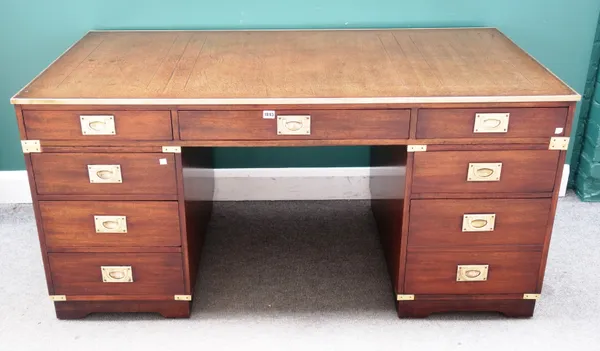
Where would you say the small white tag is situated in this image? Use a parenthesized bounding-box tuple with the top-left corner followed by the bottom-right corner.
(263, 110, 276, 119)
(555, 127, 564, 135)
(159, 158, 168, 165)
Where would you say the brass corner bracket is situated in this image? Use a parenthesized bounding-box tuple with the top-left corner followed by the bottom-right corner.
(174, 295, 192, 301)
(407, 145, 427, 152)
(396, 294, 415, 301)
(162, 146, 181, 153)
(549, 137, 569, 150)
(49, 295, 67, 302)
(21, 140, 41, 153)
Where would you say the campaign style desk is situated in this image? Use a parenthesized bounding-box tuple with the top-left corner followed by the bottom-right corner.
(11, 28, 580, 319)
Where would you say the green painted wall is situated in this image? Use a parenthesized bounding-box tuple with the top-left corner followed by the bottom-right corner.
(1, 1, 599, 170)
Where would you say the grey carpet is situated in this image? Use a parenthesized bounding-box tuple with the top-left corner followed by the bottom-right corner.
(0, 192, 599, 350)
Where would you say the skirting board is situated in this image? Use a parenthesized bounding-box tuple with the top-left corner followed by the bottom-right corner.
(0, 165, 569, 203)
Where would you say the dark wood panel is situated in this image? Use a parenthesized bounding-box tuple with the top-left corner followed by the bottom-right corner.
(397, 299, 535, 318)
(179, 109, 410, 140)
(408, 198, 552, 247)
(32, 153, 178, 195)
(416, 108, 568, 139)
(180, 148, 214, 294)
(54, 247, 182, 253)
(48, 253, 185, 296)
(412, 150, 559, 194)
(370, 145, 407, 292)
(40, 201, 181, 248)
(24, 110, 173, 140)
(54, 300, 190, 319)
(405, 251, 541, 295)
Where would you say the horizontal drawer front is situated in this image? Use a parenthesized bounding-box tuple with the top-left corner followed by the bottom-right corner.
(179, 109, 410, 140)
(49, 253, 185, 295)
(416, 108, 568, 139)
(32, 153, 178, 195)
(41, 201, 181, 248)
(23, 110, 173, 140)
(408, 199, 552, 247)
(405, 251, 541, 295)
(412, 150, 559, 194)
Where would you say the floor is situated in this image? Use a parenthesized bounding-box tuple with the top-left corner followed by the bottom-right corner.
(0, 192, 599, 350)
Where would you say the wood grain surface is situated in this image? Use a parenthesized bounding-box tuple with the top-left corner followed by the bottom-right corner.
(408, 198, 552, 247)
(23, 110, 173, 140)
(404, 251, 541, 295)
(179, 109, 410, 140)
(31, 153, 178, 195)
(40, 201, 181, 248)
(11, 29, 579, 105)
(48, 253, 185, 296)
(411, 150, 560, 194)
(416, 107, 568, 139)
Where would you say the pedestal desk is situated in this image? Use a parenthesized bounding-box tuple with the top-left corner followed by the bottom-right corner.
(11, 28, 581, 319)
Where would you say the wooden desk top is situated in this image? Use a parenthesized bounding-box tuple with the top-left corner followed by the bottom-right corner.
(12, 28, 580, 105)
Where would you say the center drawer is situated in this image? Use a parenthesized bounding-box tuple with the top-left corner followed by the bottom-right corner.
(40, 201, 182, 249)
(48, 253, 185, 296)
(408, 198, 552, 247)
(179, 109, 410, 140)
(31, 153, 178, 195)
(412, 150, 560, 194)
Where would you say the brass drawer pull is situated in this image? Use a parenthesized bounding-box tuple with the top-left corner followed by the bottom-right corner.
(88, 165, 123, 183)
(473, 113, 509, 133)
(277, 115, 311, 135)
(467, 163, 502, 181)
(101, 266, 133, 283)
(94, 215, 127, 233)
(462, 214, 496, 232)
(456, 265, 488, 282)
(80, 115, 116, 135)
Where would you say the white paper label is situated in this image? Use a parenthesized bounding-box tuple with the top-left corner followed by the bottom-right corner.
(555, 127, 564, 135)
(263, 110, 276, 119)
(159, 158, 168, 165)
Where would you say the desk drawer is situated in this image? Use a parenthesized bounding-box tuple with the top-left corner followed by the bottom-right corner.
(408, 198, 552, 247)
(416, 108, 568, 139)
(49, 253, 185, 296)
(41, 201, 181, 249)
(405, 251, 541, 295)
(32, 153, 178, 195)
(179, 109, 410, 140)
(412, 150, 559, 194)
(23, 110, 173, 140)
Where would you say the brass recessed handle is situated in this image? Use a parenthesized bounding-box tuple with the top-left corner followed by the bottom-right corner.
(101, 266, 133, 283)
(277, 115, 311, 135)
(102, 220, 118, 229)
(473, 113, 509, 133)
(456, 265, 489, 281)
(88, 165, 123, 183)
(94, 215, 127, 233)
(88, 120, 107, 131)
(467, 163, 502, 182)
(462, 214, 496, 232)
(80, 115, 116, 135)
(475, 168, 494, 178)
(285, 120, 304, 131)
(96, 170, 114, 179)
